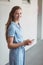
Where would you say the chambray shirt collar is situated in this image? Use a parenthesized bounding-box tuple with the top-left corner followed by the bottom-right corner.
(11, 21, 20, 29)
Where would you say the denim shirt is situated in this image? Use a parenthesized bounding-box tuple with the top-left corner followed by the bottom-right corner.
(7, 21, 25, 65)
(8, 21, 24, 43)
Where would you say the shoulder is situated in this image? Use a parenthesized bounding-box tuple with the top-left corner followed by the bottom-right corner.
(8, 22, 16, 31)
(7, 22, 16, 36)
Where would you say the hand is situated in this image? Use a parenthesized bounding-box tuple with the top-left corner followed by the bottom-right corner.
(28, 39, 34, 45)
(23, 39, 34, 46)
(23, 39, 32, 46)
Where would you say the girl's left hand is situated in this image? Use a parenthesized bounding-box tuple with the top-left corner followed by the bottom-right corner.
(28, 39, 34, 45)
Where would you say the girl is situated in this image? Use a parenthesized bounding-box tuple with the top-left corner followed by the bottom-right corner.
(5, 6, 33, 65)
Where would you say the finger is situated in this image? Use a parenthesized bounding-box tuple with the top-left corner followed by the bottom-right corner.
(29, 43, 32, 45)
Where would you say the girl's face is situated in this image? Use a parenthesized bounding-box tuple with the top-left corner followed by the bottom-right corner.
(14, 9, 22, 22)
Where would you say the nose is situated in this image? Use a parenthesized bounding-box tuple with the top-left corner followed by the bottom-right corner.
(18, 13, 22, 18)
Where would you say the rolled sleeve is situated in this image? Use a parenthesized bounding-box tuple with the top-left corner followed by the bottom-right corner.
(8, 24, 15, 37)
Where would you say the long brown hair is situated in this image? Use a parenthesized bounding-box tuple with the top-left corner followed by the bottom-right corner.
(5, 6, 22, 42)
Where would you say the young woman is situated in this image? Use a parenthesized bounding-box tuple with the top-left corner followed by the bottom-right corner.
(5, 6, 33, 65)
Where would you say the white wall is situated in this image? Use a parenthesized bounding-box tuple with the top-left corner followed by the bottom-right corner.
(0, 0, 38, 65)
(41, 0, 43, 39)
(21, 0, 38, 50)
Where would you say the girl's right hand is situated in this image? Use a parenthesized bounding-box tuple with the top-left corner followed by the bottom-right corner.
(23, 39, 32, 46)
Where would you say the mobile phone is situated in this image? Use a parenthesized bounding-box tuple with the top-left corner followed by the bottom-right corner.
(31, 39, 34, 41)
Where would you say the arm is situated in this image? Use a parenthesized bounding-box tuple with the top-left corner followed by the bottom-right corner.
(7, 36, 24, 49)
(7, 24, 33, 49)
(7, 36, 33, 49)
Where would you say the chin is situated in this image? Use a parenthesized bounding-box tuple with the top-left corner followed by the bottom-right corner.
(17, 18, 21, 21)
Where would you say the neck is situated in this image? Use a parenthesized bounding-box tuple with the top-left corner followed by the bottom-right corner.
(14, 20, 20, 24)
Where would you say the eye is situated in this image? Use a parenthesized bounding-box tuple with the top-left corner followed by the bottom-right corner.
(20, 13, 22, 14)
(16, 13, 18, 14)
